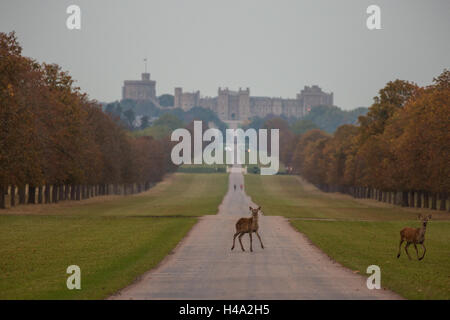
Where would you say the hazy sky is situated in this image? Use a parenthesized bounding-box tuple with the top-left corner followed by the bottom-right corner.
(1, 0, 449, 109)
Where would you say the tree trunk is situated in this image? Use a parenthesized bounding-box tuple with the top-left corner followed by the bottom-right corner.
(76, 185, 81, 201)
(401, 191, 409, 207)
(387, 191, 392, 204)
(431, 193, 437, 210)
(440, 193, 447, 211)
(28, 186, 36, 204)
(416, 191, 422, 208)
(18, 185, 26, 205)
(70, 185, 76, 200)
(59, 185, 64, 201)
(45, 184, 51, 204)
(423, 192, 429, 209)
(81, 185, 86, 199)
(65, 185, 70, 201)
(52, 185, 59, 203)
(409, 191, 415, 207)
(0, 186, 5, 209)
(10, 185, 16, 207)
(38, 186, 43, 204)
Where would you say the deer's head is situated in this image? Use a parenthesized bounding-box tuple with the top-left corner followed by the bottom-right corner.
(418, 214, 432, 227)
(249, 206, 261, 218)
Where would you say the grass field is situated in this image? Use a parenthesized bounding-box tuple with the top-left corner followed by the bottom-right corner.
(0, 173, 228, 299)
(177, 164, 228, 173)
(245, 174, 450, 300)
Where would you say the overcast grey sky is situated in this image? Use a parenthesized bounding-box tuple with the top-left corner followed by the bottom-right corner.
(1, 0, 449, 109)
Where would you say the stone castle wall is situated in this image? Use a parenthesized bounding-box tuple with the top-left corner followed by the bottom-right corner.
(122, 73, 333, 122)
(174, 85, 333, 122)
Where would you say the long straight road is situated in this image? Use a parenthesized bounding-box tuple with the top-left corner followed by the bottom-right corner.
(111, 167, 400, 299)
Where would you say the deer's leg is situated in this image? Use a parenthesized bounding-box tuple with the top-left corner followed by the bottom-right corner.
(238, 233, 245, 251)
(404, 242, 412, 260)
(256, 231, 264, 249)
(397, 239, 404, 258)
(249, 232, 253, 252)
(413, 243, 420, 260)
(419, 243, 426, 261)
(231, 232, 240, 250)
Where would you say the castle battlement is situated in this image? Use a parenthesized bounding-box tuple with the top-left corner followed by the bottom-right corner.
(174, 85, 333, 122)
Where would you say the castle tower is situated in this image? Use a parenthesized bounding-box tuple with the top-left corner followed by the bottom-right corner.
(217, 87, 229, 121)
(238, 87, 250, 121)
(122, 72, 156, 101)
(174, 87, 182, 108)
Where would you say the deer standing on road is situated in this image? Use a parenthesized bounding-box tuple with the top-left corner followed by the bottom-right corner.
(231, 206, 264, 252)
(397, 214, 431, 260)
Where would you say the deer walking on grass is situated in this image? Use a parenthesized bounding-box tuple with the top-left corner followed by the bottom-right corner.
(397, 214, 431, 261)
(231, 206, 264, 252)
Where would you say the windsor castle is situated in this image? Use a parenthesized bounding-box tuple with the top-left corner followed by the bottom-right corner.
(122, 72, 334, 123)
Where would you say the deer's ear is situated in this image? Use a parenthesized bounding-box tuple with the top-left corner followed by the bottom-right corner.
(418, 214, 422, 220)
(257, 206, 261, 211)
(249, 206, 253, 211)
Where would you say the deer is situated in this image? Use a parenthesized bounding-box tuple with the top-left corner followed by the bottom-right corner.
(231, 206, 264, 252)
(397, 214, 431, 261)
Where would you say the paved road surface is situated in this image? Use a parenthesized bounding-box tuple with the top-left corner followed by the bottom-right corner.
(111, 167, 400, 299)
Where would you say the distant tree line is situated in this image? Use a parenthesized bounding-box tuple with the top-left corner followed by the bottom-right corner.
(104, 99, 227, 134)
(272, 72, 449, 211)
(244, 105, 368, 134)
(0, 32, 175, 209)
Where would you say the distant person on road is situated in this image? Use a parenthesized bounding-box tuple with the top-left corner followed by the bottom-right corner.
(240, 184, 243, 190)
(234, 184, 236, 191)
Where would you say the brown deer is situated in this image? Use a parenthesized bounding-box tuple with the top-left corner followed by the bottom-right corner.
(397, 214, 431, 260)
(231, 206, 264, 252)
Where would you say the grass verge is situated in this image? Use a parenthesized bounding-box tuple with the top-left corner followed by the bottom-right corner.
(244, 174, 450, 299)
(0, 173, 228, 299)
